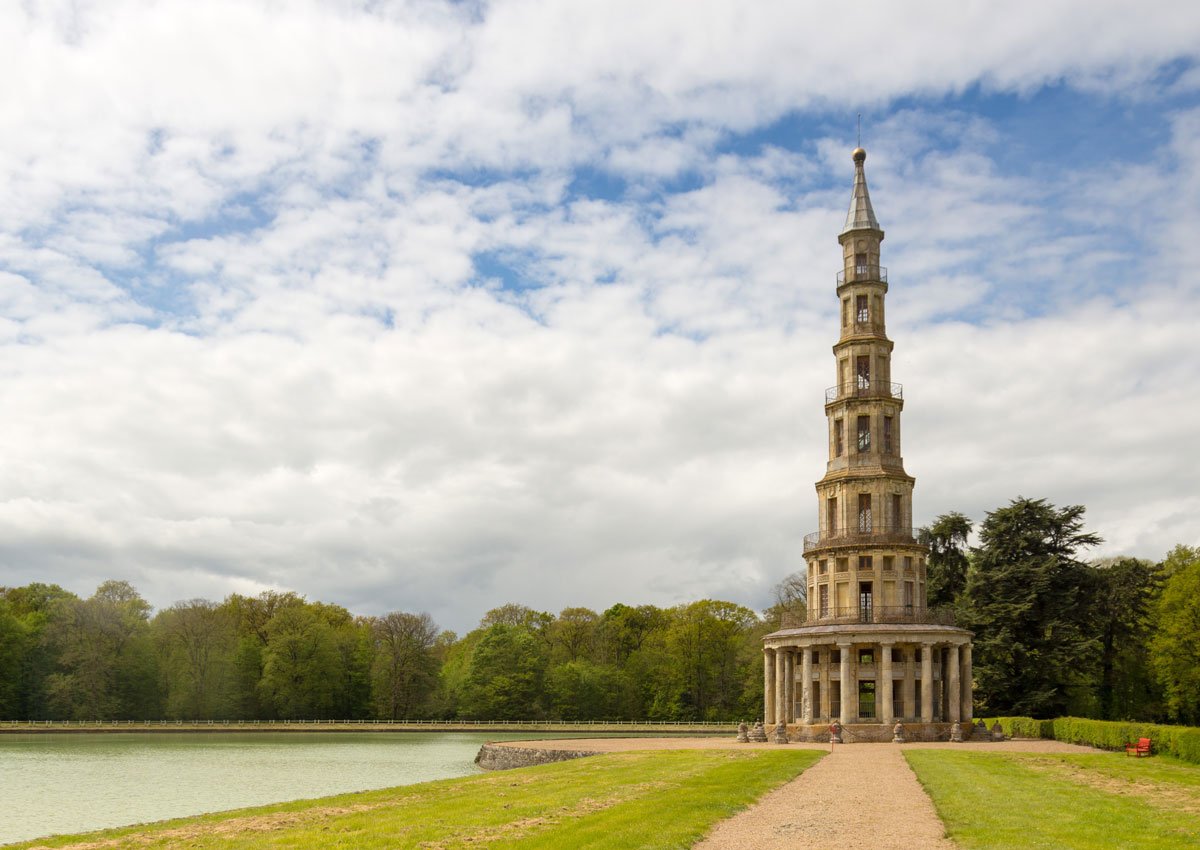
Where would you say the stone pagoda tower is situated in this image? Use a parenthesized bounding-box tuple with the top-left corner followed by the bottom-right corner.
(762, 148, 974, 742)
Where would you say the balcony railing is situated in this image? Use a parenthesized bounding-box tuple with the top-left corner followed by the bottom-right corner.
(780, 606, 956, 629)
(825, 380, 903, 403)
(803, 525, 918, 553)
(837, 265, 887, 285)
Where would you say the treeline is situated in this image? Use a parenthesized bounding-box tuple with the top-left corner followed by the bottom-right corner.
(0, 585, 769, 722)
(922, 497, 1200, 725)
(1, 496, 1196, 725)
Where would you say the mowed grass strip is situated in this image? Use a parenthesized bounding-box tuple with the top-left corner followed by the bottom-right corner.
(905, 749, 1200, 850)
(13, 748, 823, 850)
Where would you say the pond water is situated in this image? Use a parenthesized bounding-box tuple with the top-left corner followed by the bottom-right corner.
(0, 731, 541, 845)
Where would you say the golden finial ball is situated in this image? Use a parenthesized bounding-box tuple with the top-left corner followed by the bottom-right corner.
(852, 147, 867, 163)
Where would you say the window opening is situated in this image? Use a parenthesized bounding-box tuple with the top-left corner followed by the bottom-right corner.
(819, 585, 829, 617)
(827, 497, 838, 533)
(841, 298, 849, 327)
(834, 419, 844, 456)
(856, 355, 870, 391)
(836, 557, 849, 573)
(859, 648, 874, 665)
(859, 581, 873, 622)
(855, 294, 868, 324)
(883, 416, 894, 454)
(855, 253, 868, 277)
(883, 555, 894, 571)
(904, 581, 914, 613)
(891, 493, 902, 528)
(857, 416, 871, 452)
(858, 681, 875, 720)
(818, 559, 828, 575)
(857, 493, 872, 531)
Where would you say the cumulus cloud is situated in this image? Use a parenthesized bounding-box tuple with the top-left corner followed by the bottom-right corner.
(0, 0, 1198, 630)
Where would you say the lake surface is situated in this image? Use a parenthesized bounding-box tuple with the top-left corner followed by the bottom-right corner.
(0, 731, 540, 845)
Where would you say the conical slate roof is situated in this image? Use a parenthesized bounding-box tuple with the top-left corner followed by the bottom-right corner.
(841, 147, 881, 235)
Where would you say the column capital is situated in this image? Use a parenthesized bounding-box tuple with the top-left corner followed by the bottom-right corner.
(836, 639, 854, 648)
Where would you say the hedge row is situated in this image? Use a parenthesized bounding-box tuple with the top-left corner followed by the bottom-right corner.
(982, 716, 1200, 764)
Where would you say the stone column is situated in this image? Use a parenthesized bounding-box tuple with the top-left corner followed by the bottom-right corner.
(801, 646, 813, 724)
(839, 641, 853, 725)
(903, 645, 916, 721)
(879, 641, 894, 724)
(775, 647, 787, 727)
(819, 647, 831, 720)
(920, 642, 934, 723)
(961, 643, 973, 723)
(947, 643, 961, 723)
(940, 648, 949, 721)
(764, 649, 776, 725)
(784, 650, 794, 723)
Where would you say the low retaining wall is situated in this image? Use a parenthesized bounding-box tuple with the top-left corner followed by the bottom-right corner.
(786, 722, 962, 743)
(475, 743, 598, 771)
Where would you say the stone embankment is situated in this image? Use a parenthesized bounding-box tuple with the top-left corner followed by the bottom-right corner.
(474, 743, 598, 770)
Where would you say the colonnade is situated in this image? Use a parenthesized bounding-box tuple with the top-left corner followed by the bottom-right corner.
(763, 639, 972, 727)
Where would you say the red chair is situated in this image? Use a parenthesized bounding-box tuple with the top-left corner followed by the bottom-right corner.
(1125, 737, 1151, 757)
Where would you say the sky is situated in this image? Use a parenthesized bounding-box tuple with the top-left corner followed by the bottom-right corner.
(1, 0, 1199, 634)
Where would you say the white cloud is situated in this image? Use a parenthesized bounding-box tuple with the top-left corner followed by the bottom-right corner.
(0, 1, 1198, 630)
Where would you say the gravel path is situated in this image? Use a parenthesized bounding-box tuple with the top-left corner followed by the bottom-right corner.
(694, 742, 954, 850)
(492, 737, 1098, 849)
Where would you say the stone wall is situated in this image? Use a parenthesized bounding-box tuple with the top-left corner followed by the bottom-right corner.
(474, 743, 597, 771)
(787, 722, 956, 743)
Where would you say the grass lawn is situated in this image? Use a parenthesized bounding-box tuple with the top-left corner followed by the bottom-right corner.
(10, 748, 823, 850)
(905, 749, 1200, 850)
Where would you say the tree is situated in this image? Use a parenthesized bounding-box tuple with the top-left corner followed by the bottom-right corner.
(0, 584, 76, 719)
(763, 570, 807, 626)
(1150, 546, 1200, 724)
(42, 581, 159, 719)
(549, 607, 599, 664)
(663, 600, 760, 721)
(1089, 557, 1162, 720)
(459, 624, 548, 720)
(962, 498, 1101, 717)
(919, 512, 973, 609)
(370, 612, 440, 720)
(546, 660, 634, 720)
(257, 606, 340, 718)
(154, 599, 236, 719)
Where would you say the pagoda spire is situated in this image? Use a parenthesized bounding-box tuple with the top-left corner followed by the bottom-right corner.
(841, 147, 881, 235)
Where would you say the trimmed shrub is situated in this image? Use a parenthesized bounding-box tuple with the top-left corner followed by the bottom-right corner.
(984, 715, 1200, 765)
(983, 716, 1052, 739)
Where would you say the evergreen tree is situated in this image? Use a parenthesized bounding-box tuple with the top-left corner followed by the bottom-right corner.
(1090, 557, 1163, 720)
(919, 512, 973, 609)
(962, 497, 1101, 717)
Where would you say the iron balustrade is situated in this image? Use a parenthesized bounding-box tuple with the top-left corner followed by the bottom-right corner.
(778, 606, 956, 629)
(837, 265, 887, 285)
(825, 380, 903, 403)
(802, 525, 918, 552)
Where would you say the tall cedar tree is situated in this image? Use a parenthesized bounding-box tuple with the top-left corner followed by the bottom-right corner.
(963, 497, 1100, 717)
(919, 512, 973, 609)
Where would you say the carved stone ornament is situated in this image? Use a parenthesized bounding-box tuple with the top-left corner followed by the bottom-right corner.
(950, 721, 963, 743)
(736, 722, 749, 743)
(892, 721, 906, 744)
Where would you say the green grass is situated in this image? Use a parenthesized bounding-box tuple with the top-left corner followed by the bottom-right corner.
(905, 749, 1200, 850)
(9, 749, 823, 850)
